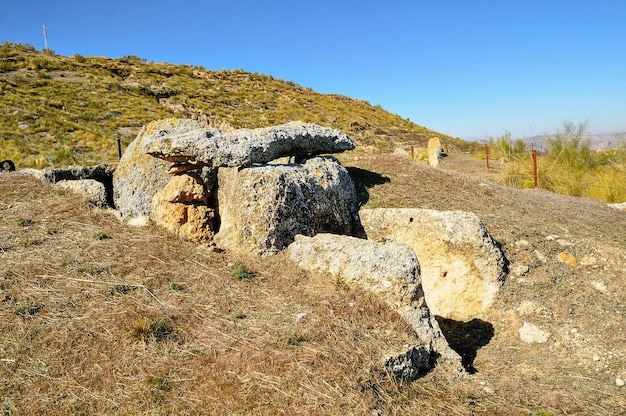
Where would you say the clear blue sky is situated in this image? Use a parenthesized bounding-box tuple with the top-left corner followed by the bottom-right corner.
(1, 0, 625, 139)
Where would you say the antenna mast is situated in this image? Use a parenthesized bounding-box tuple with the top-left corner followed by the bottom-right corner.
(42, 25, 48, 50)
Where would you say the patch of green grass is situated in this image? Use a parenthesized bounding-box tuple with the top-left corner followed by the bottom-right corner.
(92, 231, 110, 240)
(14, 303, 41, 316)
(232, 312, 247, 320)
(169, 282, 183, 291)
(17, 218, 33, 227)
(233, 262, 254, 281)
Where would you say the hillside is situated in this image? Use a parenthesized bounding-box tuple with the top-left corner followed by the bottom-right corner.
(0, 42, 469, 169)
(1, 150, 625, 415)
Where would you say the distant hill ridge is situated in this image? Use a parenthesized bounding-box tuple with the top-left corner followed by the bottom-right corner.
(0, 42, 468, 168)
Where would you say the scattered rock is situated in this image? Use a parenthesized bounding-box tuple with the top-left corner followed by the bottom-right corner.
(295, 312, 309, 323)
(591, 281, 608, 293)
(359, 208, 508, 321)
(384, 345, 432, 381)
(608, 202, 626, 211)
(557, 251, 577, 267)
(616, 378, 625, 387)
(518, 322, 551, 343)
(512, 264, 529, 277)
(56, 179, 108, 208)
(22, 164, 115, 207)
(287, 233, 462, 369)
(214, 156, 359, 255)
(0, 160, 16, 172)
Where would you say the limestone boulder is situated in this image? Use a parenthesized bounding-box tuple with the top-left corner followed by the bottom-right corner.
(287, 233, 462, 369)
(427, 137, 447, 167)
(213, 156, 359, 255)
(56, 179, 108, 208)
(113, 118, 207, 220)
(359, 208, 508, 321)
(151, 173, 215, 243)
(141, 121, 355, 167)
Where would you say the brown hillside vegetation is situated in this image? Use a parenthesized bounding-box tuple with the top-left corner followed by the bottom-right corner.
(0, 43, 470, 168)
(1, 150, 625, 415)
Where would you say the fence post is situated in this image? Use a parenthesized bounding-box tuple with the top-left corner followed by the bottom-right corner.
(410, 146, 414, 160)
(532, 149, 538, 188)
(117, 138, 122, 160)
(484, 143, 489, 171)
(378, 145, 382, 155)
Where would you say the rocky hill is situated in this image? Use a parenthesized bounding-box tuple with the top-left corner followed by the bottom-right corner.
(0, 42, 470, 169)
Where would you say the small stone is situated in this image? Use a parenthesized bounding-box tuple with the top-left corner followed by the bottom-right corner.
(591, 281, 608, 293)
(295, 312, 309, 323)
(519, 322, 551, 343)
(515, 240, 530, 248)
(593, 355, 600, 362)
(512, 264, 530, 277)
(616, 378, 625, 387)
(557, 251, 577, 267)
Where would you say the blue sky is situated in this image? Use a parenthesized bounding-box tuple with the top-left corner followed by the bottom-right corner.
(1, 0, 625, 139)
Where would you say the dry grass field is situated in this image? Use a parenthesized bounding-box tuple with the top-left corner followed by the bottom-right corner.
(1, 150, 625, 415)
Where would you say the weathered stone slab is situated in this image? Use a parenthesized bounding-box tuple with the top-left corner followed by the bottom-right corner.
(141, 121, 355, 167)
(213, 156, 359, 255)
(287, 233, 462, 369)
(359, 208, 508, 321)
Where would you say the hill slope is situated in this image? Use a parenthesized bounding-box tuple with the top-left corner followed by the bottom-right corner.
(1, 151, 625, 415)
(0, 42, 468, 168)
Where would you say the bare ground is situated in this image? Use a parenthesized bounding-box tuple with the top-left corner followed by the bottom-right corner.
(0, 150, 625, 415)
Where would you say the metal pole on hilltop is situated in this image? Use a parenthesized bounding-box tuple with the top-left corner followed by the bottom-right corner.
(42, 25, 48, 50)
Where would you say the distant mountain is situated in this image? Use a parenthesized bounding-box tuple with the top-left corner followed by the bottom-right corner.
(466, 133, 626, 150)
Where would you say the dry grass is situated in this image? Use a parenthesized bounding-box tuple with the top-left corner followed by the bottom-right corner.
(2, 151, 626, 415)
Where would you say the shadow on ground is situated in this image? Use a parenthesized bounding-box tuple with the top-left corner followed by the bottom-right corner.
(435, 317, 494, 374)
(346, 167, 390, 207)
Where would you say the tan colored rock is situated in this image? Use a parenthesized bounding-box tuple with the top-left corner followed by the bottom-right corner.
(113, 118, 203, 220)
(427, 137, 445, 167)
(359, 208, 508, 321)
(151, 174, 214, 243)
(557, 251, 577, 267)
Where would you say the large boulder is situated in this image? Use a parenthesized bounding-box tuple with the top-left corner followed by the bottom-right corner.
(359, 208, 508, 321)
(141, 121, 355, 168)
(113, 118, 210, 220)
(56, 179, 108, 209)
(213, 156, 360, 255)
(287, 233, 462, 369)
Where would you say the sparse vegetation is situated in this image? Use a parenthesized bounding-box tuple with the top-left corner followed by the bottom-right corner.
(0, 42, 463, 169)
(232, 262, 254, 281)
(483, 122, 626, 202)
(92, 231, 110, 240)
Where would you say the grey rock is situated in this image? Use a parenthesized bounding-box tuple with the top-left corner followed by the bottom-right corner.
(141, 121, 355, 167)
(287, 233, 462, 369)
(385, 345, 432, 382)
(214, 156, 360, 255)
(57, 179, 108, 208)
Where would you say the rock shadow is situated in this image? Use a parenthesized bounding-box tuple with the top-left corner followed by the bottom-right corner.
(435, 317, 494, 374)
(346, 167, 390, 207)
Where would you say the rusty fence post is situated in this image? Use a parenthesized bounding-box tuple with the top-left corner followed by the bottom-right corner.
(410, 146, 414, 160)
(532, 148, 538, 188)
(484, 143, 489, 171)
